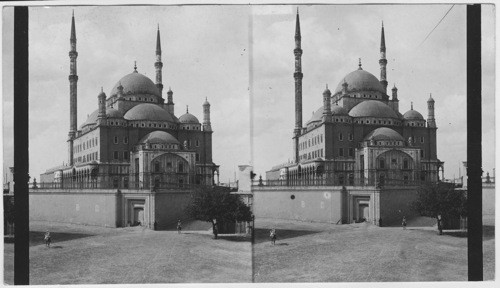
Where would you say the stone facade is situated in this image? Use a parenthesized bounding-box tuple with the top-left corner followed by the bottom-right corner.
(41, 14, 219, 189)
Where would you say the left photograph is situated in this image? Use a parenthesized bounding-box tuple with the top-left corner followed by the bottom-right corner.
(3, 5, 252, 284)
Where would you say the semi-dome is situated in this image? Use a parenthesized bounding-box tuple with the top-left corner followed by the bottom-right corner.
(403, 109, 424, 120)
(110, 72, 160, 97)
(80, 108, 124, 128)
(364, 127, 404, 142)
(331, 105, 348, 116)
(139, 131, 180, 145)
(306, 107, 323, 124)
(334, 69, 385, 94)
(124, 103, 177, 122)
(179, 112, 200, 124)
(348, 100, 399, 119)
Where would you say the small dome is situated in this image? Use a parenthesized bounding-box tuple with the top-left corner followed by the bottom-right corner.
(428, 94, 435, 102)
(80, 108, 124, 128)
(179, 112, 200, 124)
(331, 105, 348, 116)
(403, 109, 424, 120)
(124, 103, 177, 122)
(334, 69, 385, 94)
(306, 107, 323, 125)
(139, 131, 180, 145)
(364, 127, 404, 142)
(203, 97, 210, 106)
(110, 72, 160, 97)
(349, 100, 399, 119)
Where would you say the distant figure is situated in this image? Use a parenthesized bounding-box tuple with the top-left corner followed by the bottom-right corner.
(44, 230, 51, 248)
(402, 216, 407, 230)
(270, 228, 277, 245)
(154, 221, 158, 231)
(177, 220, 182, 234)
(213, 224, 218, 239)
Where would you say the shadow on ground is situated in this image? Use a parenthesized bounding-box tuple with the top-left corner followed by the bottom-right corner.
(441, 225, 494, 239)
(253, 228, 320, 244)
(217, 235, 251, 242)
(30, 231, 94, 247)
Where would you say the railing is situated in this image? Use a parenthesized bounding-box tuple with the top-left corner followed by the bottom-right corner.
(253, 169, 433, 188)
(253, 178, 426, 188)
(30, 181, 211, 191)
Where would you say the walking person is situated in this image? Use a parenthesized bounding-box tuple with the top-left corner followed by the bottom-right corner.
(402, 216, 407, 230)
(177, 220, 182, 234)
(44, 230, 52, 248)
(270, 228, 277, 245)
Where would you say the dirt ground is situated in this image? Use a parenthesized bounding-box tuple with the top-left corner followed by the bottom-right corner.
(253, 217, 495, 282)
(4, 221, 252, 285)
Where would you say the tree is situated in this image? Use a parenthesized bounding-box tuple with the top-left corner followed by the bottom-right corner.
(411, 182, 467, 234)
(185, 186, 252, 239)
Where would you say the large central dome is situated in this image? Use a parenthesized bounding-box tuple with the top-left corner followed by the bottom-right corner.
(349, 100, 399, 119)
(124, 103, 178, 123)
(110, 72, 160, 97)
(334, 69, 385, 94)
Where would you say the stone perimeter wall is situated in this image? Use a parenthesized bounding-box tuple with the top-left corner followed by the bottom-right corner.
(29, 188, 193, 229)
(253, 186, 345, 223)
(30, 189, 120, 227)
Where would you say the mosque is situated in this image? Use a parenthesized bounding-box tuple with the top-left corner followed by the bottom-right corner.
(40, 13, 218, 189)
(254, 11, 444, 226)
(31, 13, 218, 229)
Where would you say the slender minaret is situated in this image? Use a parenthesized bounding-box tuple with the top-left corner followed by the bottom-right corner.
(155, 25, 164, 98)
(68, 11, 78, 166)
(97, 87, 106, 125)
(166, 87, 174, 115)
(379, 22, 388, 94)
(322, 84, 332, 121)
(293, 8, 303, 163)
(391, 84, 399, 112)
(202, 97, 212, 132)
(427, 93, 436, 128)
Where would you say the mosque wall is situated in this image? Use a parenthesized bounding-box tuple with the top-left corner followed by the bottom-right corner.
(378, 186, 419, 226)
(253, 186, 343, 223)
(29, 189, 120, 227)
(154, 191, 193, 230)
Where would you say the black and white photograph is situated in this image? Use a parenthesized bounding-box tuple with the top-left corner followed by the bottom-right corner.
(1, 1, 497, 287)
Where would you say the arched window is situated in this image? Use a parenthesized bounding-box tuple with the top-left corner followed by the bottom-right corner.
(379, 157, 385, 169)
(178, 163, 184, 173)
(154, 161, 160, 172)
(403, 158, 409, 169)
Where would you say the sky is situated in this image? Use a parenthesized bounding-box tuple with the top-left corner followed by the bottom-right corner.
(1, 3, 496, 184)
(250, 4, 495, 180)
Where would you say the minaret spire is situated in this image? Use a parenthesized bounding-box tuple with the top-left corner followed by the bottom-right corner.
(155, 25, 164, 99)
(379, 21, 388, 94)
(68, 11, 79, 166)
(427, 93, 436, 128)
(293, 7, 304, 163)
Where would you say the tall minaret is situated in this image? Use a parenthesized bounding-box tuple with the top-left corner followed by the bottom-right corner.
(293, 8, 303, 163)
(203, 97, 212, 132)
(155, 25, 164, 98)
(68, 11, 78, 166)
(97, 87, 106, 125)
(379, 22, 388, 94)
(322, 85, 332, 122)
(427, 93, 436, 128)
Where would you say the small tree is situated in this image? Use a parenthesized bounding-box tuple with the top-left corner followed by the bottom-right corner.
(186, 186, 252, 239)
(411, 182, 467, 233)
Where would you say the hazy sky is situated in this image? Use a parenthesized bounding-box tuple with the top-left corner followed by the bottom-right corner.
(251, 4, 495, 180)
(1, 4, 496, 184)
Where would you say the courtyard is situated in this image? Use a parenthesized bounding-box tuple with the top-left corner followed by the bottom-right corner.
(4, 221, 252, 284)
(253, 217, 495, 282)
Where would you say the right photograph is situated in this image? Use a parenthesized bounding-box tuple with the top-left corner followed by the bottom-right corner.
(250, 4, 495, 282)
